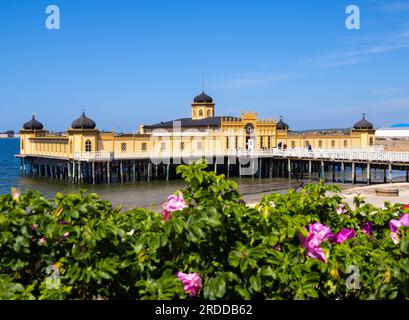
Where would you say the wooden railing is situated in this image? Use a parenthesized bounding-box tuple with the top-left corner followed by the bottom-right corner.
(71, 147, 409, 164)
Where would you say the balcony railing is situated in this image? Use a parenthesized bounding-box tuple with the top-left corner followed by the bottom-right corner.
(71, 147, 409, 164)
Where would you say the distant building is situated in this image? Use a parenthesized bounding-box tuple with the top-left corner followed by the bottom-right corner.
(376, 124, 409, 139)
(0, 130, 15, 138)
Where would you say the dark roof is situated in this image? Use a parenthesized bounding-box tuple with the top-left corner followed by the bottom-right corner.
(353, 114, 373, 130)
(145, 116, 240, 129)
(276, 116, 289, 130)
(71, 112, 96, 129)
(193, 91, 213, 103)
(23, 114, 43, 130)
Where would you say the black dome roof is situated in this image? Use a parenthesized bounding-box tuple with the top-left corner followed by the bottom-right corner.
(353, 114, 373, 130)
(23, 114, 43, 130)
(194, 91, 213, 103)
(276, 116, 289, 130)
(71, 112, 96, 129)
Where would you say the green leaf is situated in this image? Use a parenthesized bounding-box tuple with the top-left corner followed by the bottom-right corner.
(401, 238, 409, 254)
(204, 276, 226, 300)
(249, 275, 261, 292)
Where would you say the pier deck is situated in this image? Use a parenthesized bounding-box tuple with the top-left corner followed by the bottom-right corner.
(16, 148, 409, 185)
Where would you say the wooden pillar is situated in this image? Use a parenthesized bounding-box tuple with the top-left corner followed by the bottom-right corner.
(332, 164, 336, 182)
(269, 159, 273, 178)
(251, 158, 255, 179)
(78, 162, 82, 183)
(166, 164, 170, 181)
(67, 161, 71, 181)
(320, 161, 325, 181)
(133, 161, 136, 182)
(367, 162, 371, 185)
(388, 163, 392, 183)
(227, 158, 230, 178)
(259, 158, 262, 179)
(239, 161, 242, 178)
(107, 162, 111, 184)
(341, 162, 345, 184)
(288, 158, 291, 178)
(92, 161, 95, 184)
(352, 162, 356, 184)
(148, 162, 152, 181)
(308, 160, 312, 180)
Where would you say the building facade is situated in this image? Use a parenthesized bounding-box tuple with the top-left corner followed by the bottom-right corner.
(19, 91, 376, 161)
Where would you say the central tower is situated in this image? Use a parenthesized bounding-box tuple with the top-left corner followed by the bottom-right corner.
(191, 91, 215, 120)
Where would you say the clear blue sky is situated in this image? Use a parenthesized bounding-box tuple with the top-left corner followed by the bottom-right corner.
(1, 0, 409, 132)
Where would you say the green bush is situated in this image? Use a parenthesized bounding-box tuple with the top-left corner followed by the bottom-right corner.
(0, 161, 408, 300)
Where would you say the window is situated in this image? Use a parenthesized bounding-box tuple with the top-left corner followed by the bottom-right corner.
(260, 136, 264, 148)
(331, 140, 335, 148)
(369, 137, 374, 146)
(180, 141, 185, 150)
(141, 142, 147, 151)
(85, 140, 92, 152)
(21, 139, 24, 150)
(235, 136, 238, 149)
(291, 141, 296, 148)
(226, 137, 229, 149)
(267, 136, 271, 149)
(344, 140, 348, 147)
(207, 109, 211, 117)
(318, 140, 323, 148)
(121, 142, 127, 152)
(199, 109, 203, 117)
(161, 142, 166, 151)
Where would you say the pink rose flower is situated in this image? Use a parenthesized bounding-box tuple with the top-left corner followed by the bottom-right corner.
(11, 188, 20, 201)
(334, 228, 356, 244)
(336, 203, 348, 215)
(310, 222, 332, 241)
(63, 232, 70, 238)
(39, 237, 46, 245)
(32, 224, 38, 231)
(299, 222, 332, 263)
(177, 272, 202, 297)
(390, 214, 409, 244)
(360, 222, 373, 235)
(162, 192, 187, 221)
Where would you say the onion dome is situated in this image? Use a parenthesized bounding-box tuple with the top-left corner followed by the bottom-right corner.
(23, 114, 43, 130)
(194, 91, 213, 103)
(353, 114, 373, 130)
(276, 116, 289, 130)
(71, 112, 96, 129)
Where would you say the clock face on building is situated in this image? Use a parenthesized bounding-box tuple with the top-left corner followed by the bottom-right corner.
(245, 123, 254, 135)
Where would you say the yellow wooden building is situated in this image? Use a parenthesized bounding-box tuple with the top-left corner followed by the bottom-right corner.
(19, 91, 375, 159)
